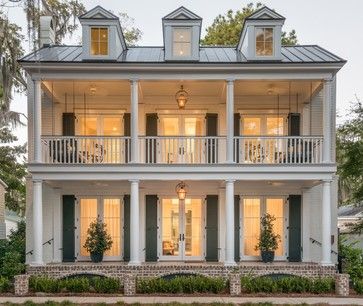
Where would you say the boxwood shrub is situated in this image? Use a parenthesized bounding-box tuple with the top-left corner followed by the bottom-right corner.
(240, 276, 334, 294)
(29, 276, 121, 293)
(137, 275, 227, 294)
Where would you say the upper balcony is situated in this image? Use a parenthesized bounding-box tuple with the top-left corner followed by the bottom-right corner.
(30, 79, 334, 168)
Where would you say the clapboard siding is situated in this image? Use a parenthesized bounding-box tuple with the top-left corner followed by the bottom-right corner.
(310, 88, 323, 136)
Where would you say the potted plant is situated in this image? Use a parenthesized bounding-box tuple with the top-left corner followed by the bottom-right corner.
(84, 217, 113, 263)
(255, 213, 281, 263)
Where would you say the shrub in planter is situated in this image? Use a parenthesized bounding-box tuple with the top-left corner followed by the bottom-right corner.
(83, 218, 113, 263)
(92, 277, 120, 293)
(255, 213, 281, 263)
(29, 276, 60, 293)
(1, 251, 25, 280)
(354, 279, 363, 294)
(0, 276, 10, 293)
(62, 278, 90, 293)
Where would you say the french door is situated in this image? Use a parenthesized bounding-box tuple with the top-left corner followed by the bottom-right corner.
(159, 198, 204, 261)
(159, 115, 204, 163)
(240, 196, 288, 260)
(76, 196, 123, 261)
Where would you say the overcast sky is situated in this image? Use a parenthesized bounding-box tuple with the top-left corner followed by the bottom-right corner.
(4, 0, 363, 144)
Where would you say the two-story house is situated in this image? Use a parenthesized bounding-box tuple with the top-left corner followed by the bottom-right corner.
(19, 5, 346, 278)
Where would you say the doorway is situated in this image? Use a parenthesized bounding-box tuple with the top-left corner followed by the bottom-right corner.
(159, 198, 204, 261)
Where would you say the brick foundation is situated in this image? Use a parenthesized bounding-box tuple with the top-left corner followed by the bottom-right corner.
(229, 272, 241, 296)
(123, 274, 137, 296)
(335, 273, 349, 296)
(14, 274, 30, 296)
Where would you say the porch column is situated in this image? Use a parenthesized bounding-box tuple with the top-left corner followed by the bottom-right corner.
(130, 79, 139, 163)
(129, 179, 140, 265)
(321, 179, 332, 265)
(226, 79, 234, 163)
(225, 179, 236, 265)
(323, 78, 333, 163)
(33, 79, 42, 163)
(32, 179, 43, 265)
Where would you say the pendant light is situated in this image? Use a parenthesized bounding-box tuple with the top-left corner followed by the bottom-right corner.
(175, 85, 188, 109)
(175, 181, 188, 200)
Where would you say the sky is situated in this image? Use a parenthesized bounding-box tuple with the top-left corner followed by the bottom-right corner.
(4, 0, 363, 144)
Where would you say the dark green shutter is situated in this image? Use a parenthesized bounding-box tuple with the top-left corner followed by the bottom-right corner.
(62, 113, 75, 136)
(124, 113, 131, 163)
(206, 114, 218, 164)
(234, 113, 240, 163)
(288, 195, 302, 262)
(205, 195, 218, 261)
(62, 195, 75, 262)
(288, 113, 301, 136)
(145, 195, 158, 261)
(234, 195, 240, 262)
(123, 195, 130, 261)
(146, 113, 158, 163)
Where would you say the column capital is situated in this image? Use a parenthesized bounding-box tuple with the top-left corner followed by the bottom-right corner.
(130, 78, 139, 83)
(129, 179, 140, 183)
(32, 76, 42, 82)
(225, 179, 236, 184)
(323, 77, 334, 84)
(32, 179, 43, 184)
(226, 78, 235, 84)
(321, 179, 333, 184)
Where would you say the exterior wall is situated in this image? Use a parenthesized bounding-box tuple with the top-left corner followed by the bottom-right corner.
(0, 181, 7, 239)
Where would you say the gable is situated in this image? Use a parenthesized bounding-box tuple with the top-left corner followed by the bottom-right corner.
(247, 6, 285, 20)
(163, 6, 202, 20)
(79, 5, 118, 20)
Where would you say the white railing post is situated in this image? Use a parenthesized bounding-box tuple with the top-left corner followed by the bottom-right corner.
(323, 78, 333, 163)
(130, 79, 139, 163)
(226, 79, 234, 163)
(33, 79, 42, 163)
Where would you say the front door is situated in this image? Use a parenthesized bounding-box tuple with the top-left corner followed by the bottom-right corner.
(240, 196, 287, 260)
(159, 115, 204, 163)
(76, 196, 123, 261)
(159, 198, 204, 261)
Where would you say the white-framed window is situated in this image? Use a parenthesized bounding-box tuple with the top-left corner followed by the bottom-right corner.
(255, 27, 274, 56)
(172, 28, 192, 57)
(90, 27, 109, 56)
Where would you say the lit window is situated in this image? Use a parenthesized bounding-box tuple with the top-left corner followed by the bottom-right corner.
(255, 27, 273, 56)
(173, 28, 192, 57)
(91, 28, 108, 56)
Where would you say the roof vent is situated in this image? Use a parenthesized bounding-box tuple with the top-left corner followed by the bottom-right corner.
(39, 16, 55, 47)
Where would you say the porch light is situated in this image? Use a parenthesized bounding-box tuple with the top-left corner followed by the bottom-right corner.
(175, 181, 188, 200)
(175, 85, 188, 109)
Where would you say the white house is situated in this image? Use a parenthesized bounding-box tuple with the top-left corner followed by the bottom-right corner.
(0, 179, 7, 239)
(19, 6, 346, 276)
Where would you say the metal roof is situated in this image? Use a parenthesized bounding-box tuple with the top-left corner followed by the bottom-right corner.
(20, 45, 345, 64)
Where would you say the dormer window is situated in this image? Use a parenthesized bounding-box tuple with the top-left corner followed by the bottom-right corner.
(173, 28, 192, 57)
(255, 27, 273, 56)
(91, 27, 109, 56)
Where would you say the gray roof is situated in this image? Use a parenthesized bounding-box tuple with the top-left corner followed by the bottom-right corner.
(338, 205, 363, 217)
(20, 44, 345, 64)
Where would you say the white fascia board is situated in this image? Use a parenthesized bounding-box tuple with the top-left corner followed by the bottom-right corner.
(29, 164, 336, 181)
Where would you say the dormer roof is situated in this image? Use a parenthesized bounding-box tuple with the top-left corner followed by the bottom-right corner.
(246, 6, 285, 21)
(163, 6, 202, 20)
(79, 5, 119, 20)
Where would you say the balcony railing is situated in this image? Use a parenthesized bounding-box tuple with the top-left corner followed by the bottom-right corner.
(41, 135, 324, 165)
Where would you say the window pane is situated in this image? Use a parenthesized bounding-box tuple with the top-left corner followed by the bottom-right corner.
(103, 117, 122, 135)
(255, 28, 264, 42)
(90, 27, 108, 55)
(162, 199, 180, 256)
(80, 199, 98, 256)
(91, 28, 99, 41)
(91, 42, 99, 55)
(256, 42, 265, 56)
(173, 42, 191, 57)
(243, 117, 261, 135)
(255, 28, 274, 56)
(173, 28, 191, 42)
(267, 117, 284, 135)
(264, 42, 273, 55)
(99, 42, 108, 55)
(100, 28, 108, 42)
(184, 199, 202, 257)
(243, 198, 260, 256)
(266, 198, 284, 257)
(265, 28, 273, 42)
(79, 117, 97, 135)
(103, 199, 121, 257)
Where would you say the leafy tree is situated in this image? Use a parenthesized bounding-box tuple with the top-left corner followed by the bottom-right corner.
(118, 12, 142, 45)
(337, 97, 363, 233)
(201, 3, 297, 46)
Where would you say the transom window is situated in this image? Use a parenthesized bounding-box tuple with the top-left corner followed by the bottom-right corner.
(255, 27, 274, 56)
(173, 28, 192, 57)
(90, 27, 108, 56)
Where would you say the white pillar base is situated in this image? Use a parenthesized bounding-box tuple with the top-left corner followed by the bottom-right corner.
(128, 261, 142, 266)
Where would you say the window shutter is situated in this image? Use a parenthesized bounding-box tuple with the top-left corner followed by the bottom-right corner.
(62, 113, 75, 136)
(205, 195, 218, 261)
(234, 195, 240, 262)
(62, 195, 75, 262)
(206, 113, 218, 163)
(288, 113, 301, 136)
(145, 113, 158, 163)
(123, 195, 130, 261)
(145, 195, 158, 261)
(288, 195, 302, 262)
(234, 113, 241, 163)
(124, 113, 131, 163)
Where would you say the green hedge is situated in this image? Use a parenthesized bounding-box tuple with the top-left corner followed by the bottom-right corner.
(29, 276, 121, 293)
(241, 276, 335, 294)
(137, 275, 227, 294)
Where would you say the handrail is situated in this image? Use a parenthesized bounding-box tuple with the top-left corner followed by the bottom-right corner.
(26, 238, 54, 256)
(310, 237, 338, 255)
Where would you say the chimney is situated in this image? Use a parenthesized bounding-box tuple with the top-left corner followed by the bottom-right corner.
(39, 16, 55, 47)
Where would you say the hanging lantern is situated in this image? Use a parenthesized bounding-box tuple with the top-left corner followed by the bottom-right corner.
(175, 181, 188, 200)
(175, 85, 188, 109)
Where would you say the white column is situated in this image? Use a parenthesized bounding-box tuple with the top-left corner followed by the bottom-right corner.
(218, 186, 226, 262)
(225, 179, 236, 266)
(32, 179, 43, 265)
(130, 79, 139, 163)
(323, 79, 333, 163)
(226, 80, 234, 163)
(33, 79, 42, 163)
(321, 179, 332, 265)
(129, 179, 140, 265)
